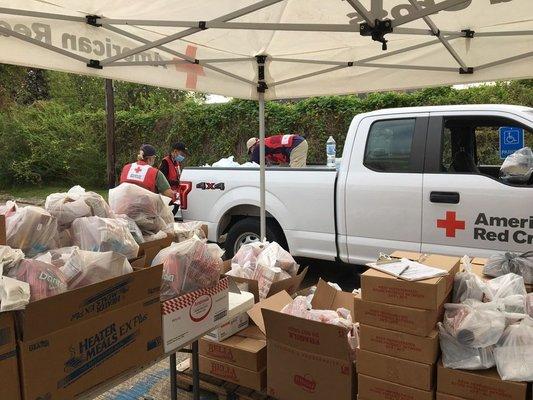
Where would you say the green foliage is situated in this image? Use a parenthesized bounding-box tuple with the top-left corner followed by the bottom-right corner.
(0, 78, 532, 189)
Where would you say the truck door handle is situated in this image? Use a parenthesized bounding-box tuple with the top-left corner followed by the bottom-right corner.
(430, 191, 460, 204)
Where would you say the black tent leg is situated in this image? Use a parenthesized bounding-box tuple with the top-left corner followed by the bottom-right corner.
(170, 353, 178, 400)
(192, 341, 200, 400)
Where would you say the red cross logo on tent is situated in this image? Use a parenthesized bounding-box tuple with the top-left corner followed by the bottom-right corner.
(437, 211, 466, 238)
(174, 45, 205, 89)
(134, 166, 142, 173)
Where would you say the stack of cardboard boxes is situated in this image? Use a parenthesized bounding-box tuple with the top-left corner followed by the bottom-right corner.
(355, 251, 461, 400)
(264, 280, 358, 400)
(198, 291, 292, 391)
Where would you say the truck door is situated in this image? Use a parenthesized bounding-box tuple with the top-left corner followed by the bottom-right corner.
(422, 111, 533, 257)
(344, 113, 428, 264)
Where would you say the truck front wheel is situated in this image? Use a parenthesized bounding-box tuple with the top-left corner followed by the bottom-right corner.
(224, 217, 286, 259)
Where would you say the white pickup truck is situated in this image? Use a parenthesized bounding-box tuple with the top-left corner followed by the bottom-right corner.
(180, 105, 533, 264)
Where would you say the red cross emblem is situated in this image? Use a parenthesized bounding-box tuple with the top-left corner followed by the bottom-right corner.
(134, 166, 142, 173)
(174, 45, 205, 89)
(437, 211, 466, 238)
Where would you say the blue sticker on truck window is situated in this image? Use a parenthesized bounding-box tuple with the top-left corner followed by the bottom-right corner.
(499, 126, 524, 159)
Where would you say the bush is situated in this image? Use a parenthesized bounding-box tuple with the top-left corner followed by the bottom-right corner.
(0, 81, 532, 188)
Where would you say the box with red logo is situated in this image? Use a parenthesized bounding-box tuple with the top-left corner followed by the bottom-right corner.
(362, 252, 460, 310)
(263, 280, 357, 400)
(162, 277, 229, 353)
(199, 355, 267, 391)
(354, 293, 446, 337)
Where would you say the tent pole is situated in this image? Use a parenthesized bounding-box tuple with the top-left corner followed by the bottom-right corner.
(258, 90, 266, 242)
(105, 79, 116, 189)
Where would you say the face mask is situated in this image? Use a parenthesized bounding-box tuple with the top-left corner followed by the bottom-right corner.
(175, 155, 185, 163)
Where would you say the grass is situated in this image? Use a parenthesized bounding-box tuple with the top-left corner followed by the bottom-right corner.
(0, 185, 108, 202)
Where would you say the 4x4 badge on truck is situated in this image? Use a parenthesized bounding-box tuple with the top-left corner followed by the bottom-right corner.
(196, 182, 225, 191)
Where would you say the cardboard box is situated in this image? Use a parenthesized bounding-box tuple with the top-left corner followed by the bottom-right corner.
(200, 334, 266, 371)
(205, 312, 249, 342)
(200, 355, 266, 391)
(437, 363, 529, 400)
(363, 252, 460, 310)
(162, 278, 229, 353)
(137, 234, 173, 266)
(19, 296, 163, 400)
(0, 312, 21, 400)
(354, 294, 445, 337)
(222, 260, 308, 303)
(357, 349, 435, 391)
(16, 265, 163, 341)
(436, 393, 465, 400)
(359, 324, 440, 364)
(263, 280, 357, 400)
(358, 374, 434, 400)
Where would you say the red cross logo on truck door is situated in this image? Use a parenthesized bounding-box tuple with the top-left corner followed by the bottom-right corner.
(437, 211, 466, 238)
(174, 45, 205, 89)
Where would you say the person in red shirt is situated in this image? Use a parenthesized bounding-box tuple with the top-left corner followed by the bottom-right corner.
(247, 134, 308, 167)
(119, 144, 175, 200)
(159, 142, 189, 191)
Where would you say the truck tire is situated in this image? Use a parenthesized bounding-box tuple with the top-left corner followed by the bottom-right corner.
(224, 217, 286, 259)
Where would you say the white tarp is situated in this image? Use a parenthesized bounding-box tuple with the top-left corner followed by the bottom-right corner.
(0, 0, 532, 100)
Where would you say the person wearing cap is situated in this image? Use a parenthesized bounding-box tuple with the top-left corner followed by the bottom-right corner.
(159, 142, 189, 192)
(247, 134, 308, 168)
(119, 144, 176, 199)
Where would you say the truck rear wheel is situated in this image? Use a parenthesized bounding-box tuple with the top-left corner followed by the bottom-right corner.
(224, 217, 286, 259)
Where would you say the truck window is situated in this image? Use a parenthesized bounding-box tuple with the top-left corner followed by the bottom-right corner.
(364, 119, 416, 173)
(439, 116, 533, 184)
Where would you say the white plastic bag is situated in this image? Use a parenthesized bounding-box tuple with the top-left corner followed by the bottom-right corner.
(494, 318, 533, 381)
(0, 276, 30, 311)
(486, 273, 527, 301)
(109, 183, 174, 235)
(484, 252, 533, 285)
(175, 221, 206, 242)
(500, 147, 533, 183)
(45, 186, 113, 228)
(4, 205, 59, 257)
(453, 256, 491, 303)
(34, 246, 78, 268)
(59, 249, 133, 289)
(7, 259, 68, 301)
(443, 301, 506, 348)
(438, 322, 495, 370)
(71, 216, 139, 259)
(212, 156, 241, 168)
(0, 245, 24, 276)
(151, 236, 222, 299)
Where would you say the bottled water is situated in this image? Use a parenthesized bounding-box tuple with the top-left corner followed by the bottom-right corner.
(326, 136, 336, 167)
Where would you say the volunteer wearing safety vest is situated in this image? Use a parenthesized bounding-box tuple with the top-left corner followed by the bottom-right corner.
(159, 142, 188, 191)
(120, 144, 176, 200)
(247, 134, 308, 168)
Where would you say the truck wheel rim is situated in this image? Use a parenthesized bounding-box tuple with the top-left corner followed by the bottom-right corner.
(234, 232, 260, 254)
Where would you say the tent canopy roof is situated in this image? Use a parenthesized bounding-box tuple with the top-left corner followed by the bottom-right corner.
(0, 0, 532, 99)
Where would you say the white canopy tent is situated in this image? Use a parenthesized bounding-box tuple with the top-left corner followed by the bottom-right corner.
(0, 0, 532, 239)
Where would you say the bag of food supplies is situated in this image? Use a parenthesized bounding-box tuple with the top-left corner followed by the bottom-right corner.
(500, 147, 533, 184)
(3, 205, 59, 257)
(7, 259, 68, 301)
(109, 183, 173, 235)
(59, 249, 133, 290)
(484, 252, 533, 285)
(494, 317, 533, 381)
(438, 322, 495, 370)
(453, 256, 491, 303)
(71, 216, 139, 259)
(151, 236, 222, 300)
(45, 186, 113, 228)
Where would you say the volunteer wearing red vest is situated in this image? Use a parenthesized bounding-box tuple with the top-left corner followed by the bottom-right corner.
(159, 142, 189, 191)
(120, 144, 175, 200)
(247, 134, 309, 167)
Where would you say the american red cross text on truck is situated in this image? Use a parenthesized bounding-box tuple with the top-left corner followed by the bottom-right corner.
(180, 105, 533, 264)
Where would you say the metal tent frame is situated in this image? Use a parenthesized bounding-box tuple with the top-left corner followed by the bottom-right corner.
(1, 0, 532, 239)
